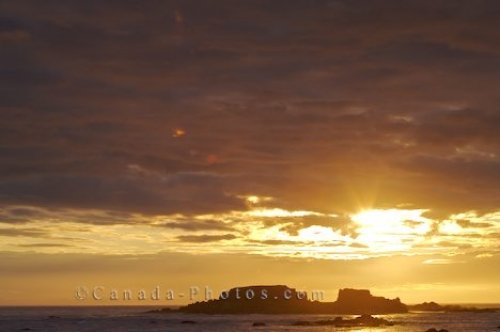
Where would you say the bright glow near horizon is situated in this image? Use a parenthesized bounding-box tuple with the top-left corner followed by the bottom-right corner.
(352, 209, 432, 252)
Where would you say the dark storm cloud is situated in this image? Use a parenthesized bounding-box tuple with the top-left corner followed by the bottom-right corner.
(16, 243, 73, 248)
(395, 156, 500, 213)
(247, 239, 311, 246)
(176, 234, 237, 243)
(0, 172, 245, 215)
(0, 0, 500, 219)
(0, 228, 46, 237)
(455, 219, 493, 228)
(159, 219, 233, 231)
(0, 206, 47, 224)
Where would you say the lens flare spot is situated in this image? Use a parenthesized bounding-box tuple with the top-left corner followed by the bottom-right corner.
(172, 128, 186, 138)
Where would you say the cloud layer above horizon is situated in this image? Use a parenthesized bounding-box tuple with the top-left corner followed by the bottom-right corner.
(1, 0, 500, 263)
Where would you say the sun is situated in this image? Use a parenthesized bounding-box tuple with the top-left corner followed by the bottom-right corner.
(351, 209, 430, 233)
(350, 208, 432, 251)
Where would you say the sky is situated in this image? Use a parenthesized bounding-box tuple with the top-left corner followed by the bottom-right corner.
(1, 0, 500, 305)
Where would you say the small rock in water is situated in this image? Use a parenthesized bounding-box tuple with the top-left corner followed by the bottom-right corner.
(181, 320, 197, 324)
(252, 322, 266, 326)
(292, 315, 393, 327)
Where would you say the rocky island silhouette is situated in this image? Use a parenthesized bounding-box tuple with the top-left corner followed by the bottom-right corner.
(151, 285, 498, 316)
(148, 285, 499, 328)
(170, 285, 408, 315)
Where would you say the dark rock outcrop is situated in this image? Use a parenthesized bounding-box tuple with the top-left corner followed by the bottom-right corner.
(292, 314, 394, 327)
(412, 302, 442, 311)
(410, 302, 498, 313)
(331, 288, 406, 314)
(180, 285, 407, 314)
(182, 285, 310, 314)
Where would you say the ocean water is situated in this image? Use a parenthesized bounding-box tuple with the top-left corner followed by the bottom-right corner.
(0, 306, 499, 332)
